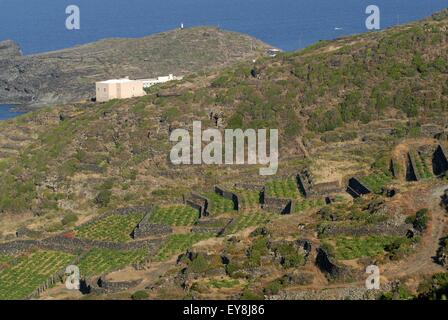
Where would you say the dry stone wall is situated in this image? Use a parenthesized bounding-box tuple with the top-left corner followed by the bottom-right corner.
(347, 177, 372, 198)
(433, 145, 448, 176)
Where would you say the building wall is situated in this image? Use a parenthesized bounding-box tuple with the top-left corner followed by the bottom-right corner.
(96, 80, 145, 102)
(96, 75, 182, 102)
(117, 80, 145, 100)
(96, 82, 117, 102)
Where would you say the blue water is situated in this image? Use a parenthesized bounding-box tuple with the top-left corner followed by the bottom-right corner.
(0, 105, 25, 121)
(0, 0, 446, 54)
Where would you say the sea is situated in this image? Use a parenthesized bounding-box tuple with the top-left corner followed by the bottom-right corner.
(1, 0, 447, 54)
(0, 0, 446, 119)
(0, 105, 24, 121)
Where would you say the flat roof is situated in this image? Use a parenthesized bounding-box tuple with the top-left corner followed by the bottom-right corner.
(97, 78, 135, 84)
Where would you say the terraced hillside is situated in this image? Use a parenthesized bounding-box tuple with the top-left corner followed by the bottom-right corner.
(0, 10, 448, 301)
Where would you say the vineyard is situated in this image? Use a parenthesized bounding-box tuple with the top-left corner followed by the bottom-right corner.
(75, 213, 144, 243)
(0, 254, 13, 265)
(265, 178, 301, 199)
(414, 151, 434, 180)
(155, 233, 214, 261)
(325, 236, 406, 260)
(205, 193, 236, 214)
(223, 213, 271, 236)
(78, 248, 148, 277)
(232, 189, 261, 209)
(0, 250, 74, 300)
(149, 205, 199, 226)
(295, 198, 326, 213)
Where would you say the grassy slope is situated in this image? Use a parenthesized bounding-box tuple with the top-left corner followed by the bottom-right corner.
(0, 10, 447, 235)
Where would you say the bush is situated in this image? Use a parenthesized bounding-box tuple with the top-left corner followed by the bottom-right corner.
(95, 190, 112, 208)
(240, 289, 264, 300)
(406, 208, 429, 232)
(131, 290, 149, 300)
(189, 254, 210, 274)
(263, 279, 283, 295)
(61, 213, 78, 226)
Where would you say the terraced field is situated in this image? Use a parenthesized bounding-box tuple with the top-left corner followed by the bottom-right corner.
(78, 248, 148, 277)
(324, 236, 406, 260)
(0, 254, 14, 265)
(155, 233, 214, 261)
(149, 205, 199, 226)
(232, 189, 261, 209)
(205, 193, 236, 214)
(75, 213, 144, 243)
(360, 173, 393, 194)
(0, 251, 74, 300)
(295, 198, 326, 213)
(223, 213, 271, 236)
(265, 177, 301, 199)
(414, 151, 434, 180)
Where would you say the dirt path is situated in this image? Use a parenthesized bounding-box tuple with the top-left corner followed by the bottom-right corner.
(382, 184, 447, 279)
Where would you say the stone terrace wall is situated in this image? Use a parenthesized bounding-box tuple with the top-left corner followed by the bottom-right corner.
(313, 181, 343, 195)
(406, 152, 421, 181)
(0, 240, 39, 254)
(297, 170, 314, 198)
(433, 145, 448, 176)
(87, 276, 142, 295)
(132, 208, 173, 239)
(214, 185, 239, 211)
(233, 183, 264, 192)
(390, 159, 399, 178)
(39, 236, 164, 254)
(263, 197, 295, 214)
(347, 177, 372, 198)
(316, 248, 353, 281)
(185, 193, 210, 217)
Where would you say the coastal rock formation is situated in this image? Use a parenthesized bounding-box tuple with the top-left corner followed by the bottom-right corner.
(0, 40, 22, 59)
(0, 27, 271, 108)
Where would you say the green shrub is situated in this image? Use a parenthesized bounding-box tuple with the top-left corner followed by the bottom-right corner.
(61, 213, 78, 226)
(95, 190, 112, 208)
(189, 254, 210, 274)
(263, 279, 283, 295)
(406, 209, 430, 232)
(131, 290, 149, 300)
(240, 289, 264, 300)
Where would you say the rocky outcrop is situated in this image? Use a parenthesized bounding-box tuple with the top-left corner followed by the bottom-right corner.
(0, 27, 271, 108)
(84, 276, 142, 294)
(0, 40, 22, 59)
(316, 248, 355, 282)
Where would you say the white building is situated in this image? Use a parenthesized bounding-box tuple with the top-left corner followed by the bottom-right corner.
(95, 74, 183, 102)
(140, 74, 183, 88)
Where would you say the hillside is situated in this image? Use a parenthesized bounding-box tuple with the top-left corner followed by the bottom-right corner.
(0, 27, 271, 108)
(0, 10, 447, 300)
